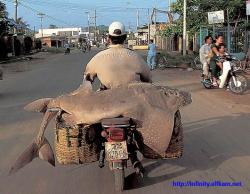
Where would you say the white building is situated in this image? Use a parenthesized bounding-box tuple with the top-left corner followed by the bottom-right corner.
(35, 27, 88, 38)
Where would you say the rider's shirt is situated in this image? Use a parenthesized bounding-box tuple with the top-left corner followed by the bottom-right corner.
(210, 43, 221, 62)
(84, 44, 152, 89)
(199, 43, 211, 65)
(148, 43, 156, 56)
(211, 43, 220, 57)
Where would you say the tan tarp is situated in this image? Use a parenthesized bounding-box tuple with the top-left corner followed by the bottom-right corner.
(26, 82, 192, 157)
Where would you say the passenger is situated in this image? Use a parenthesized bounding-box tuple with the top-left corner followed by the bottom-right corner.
(84, 21, 152, 89)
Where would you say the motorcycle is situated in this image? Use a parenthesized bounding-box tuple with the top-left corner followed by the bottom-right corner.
(98, 117, 144, 191)
(64, 48, 70, 54)
(201, 55, 248, 94)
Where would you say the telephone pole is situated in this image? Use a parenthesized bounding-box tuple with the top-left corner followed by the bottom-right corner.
(88, 10, 97, 41)
(37, 13, 45, 37)
(183, 0, 187, 56)
(13, 0, 18, 34)
(136, 9, 139, 29)
(148, 8, 151, 43)
(94, 9, 97, 41)
(128, 22, 131, 34)
(85, 11, 90, 38)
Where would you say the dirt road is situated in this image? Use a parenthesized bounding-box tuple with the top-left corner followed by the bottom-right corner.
(0, 49, 249, 194)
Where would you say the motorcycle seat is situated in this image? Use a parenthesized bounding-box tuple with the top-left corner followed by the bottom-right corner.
(101, 117, 131, 127)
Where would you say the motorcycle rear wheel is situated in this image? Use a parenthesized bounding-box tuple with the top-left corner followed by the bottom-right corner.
(228, 74, 248, 94)
(201, 78, 212, 89)
(114, 169, 125, 191)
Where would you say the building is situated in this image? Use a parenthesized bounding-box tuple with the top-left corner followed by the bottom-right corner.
(35, 27, 86, 38)
(134, 23, 164, 44)
(35, 27, 91, 48)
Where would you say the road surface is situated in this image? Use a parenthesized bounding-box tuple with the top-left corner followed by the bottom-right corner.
(0, 49, 250, 194)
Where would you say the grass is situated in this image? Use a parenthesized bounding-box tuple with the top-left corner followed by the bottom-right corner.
(43, 47, 65, 53)
(157, 51, 197, 68)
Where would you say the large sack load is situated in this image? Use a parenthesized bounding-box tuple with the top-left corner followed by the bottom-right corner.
(33, 82, 191, 156)
(10, 81, 192, 173)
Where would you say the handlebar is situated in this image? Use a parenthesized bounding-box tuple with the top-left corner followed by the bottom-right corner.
(216, 55, 237, 62)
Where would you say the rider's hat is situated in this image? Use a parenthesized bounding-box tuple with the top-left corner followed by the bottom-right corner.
(108, 21, 126, 36)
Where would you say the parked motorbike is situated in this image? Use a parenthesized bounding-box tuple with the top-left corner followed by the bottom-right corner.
(64, 48, 70, 54)
(201, 55, 248, 94)
(98, 117, 144, 191)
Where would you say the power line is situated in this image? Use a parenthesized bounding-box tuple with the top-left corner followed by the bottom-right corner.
(19, 2, 74, 26)
(4, 0, 169, 29)
(4, 0, 76, 26)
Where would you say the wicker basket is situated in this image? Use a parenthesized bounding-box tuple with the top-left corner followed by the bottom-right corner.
(141, 110, 183, 159)
(55, 122, 99, 165)
(164, 110, 183, 158)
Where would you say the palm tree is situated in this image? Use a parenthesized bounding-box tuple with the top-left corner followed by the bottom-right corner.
(16, 17, 29, 34)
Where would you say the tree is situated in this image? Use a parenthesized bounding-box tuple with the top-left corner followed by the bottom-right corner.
(49, 24, 58, 29)
(161, 0, 247, 37)
(0, 1, 9, 36)
(0, 1, 7, 19)
(16, 17, 29, 34)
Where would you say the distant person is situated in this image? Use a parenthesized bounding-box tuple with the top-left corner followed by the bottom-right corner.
(64, 43, 70, 54)
(199, 35, 212, 79)
(147, 39, 156, 70)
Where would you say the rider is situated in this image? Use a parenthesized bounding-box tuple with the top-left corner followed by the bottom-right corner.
(216, 43, 229, 67)
(83, 21, 150, 173)
(199, 35, 212, 79)
(64, 42, 70, 53)
(83, 21, 152, 89)
(210, 34, 224, 86)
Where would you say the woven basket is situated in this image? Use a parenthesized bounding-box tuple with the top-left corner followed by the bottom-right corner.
(141, 110, 183, 159)
(55, 122, 99, 165)
(164, 110, 183, 158)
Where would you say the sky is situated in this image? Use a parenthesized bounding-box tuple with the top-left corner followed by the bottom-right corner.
(3, 0, 175, 31)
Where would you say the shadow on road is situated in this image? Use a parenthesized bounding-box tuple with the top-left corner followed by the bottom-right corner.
(124, 113, 250, 190)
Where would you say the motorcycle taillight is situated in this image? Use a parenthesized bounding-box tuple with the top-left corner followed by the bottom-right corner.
(107, 128, 125, 141)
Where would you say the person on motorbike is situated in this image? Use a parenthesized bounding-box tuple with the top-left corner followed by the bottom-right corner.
(210, 34, 224, 86)
(64, 42, 70, 54)
(83, 21, 152, 89)
(216, 43, 229, 67)
(199, 35, 213, 79)
(83, 21, 151, 172)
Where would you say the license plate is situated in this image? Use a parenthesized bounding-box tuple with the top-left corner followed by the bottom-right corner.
(105, 141, 128, 161)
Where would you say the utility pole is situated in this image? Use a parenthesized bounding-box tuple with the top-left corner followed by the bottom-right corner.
(33, 26, 36, 36)
(94, 9, 97, 42)
(37, 13, 45, 37)
(148, 8, 151, 43)
(87, 10, 97, 42)
(183, 0, 187, 56)
(227, 8, 231, 52)
(85, 11, 90, 39)
(154, 8, 157, 42)
(136, 9, 139, 29)
(168, 0, 171, 11)
(128, 22, 131, 34)
(154, 8, 156, 25)
(13, 0, 18, 34)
